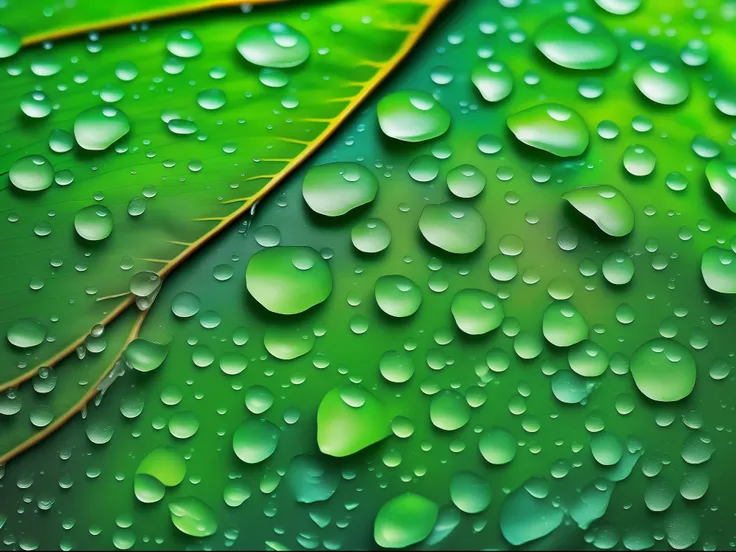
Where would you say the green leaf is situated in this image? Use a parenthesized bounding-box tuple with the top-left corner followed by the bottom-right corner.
(0, 0, 449, 461)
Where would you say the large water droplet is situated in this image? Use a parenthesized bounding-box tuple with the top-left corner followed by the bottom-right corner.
(285, 455, 339, 504)
(375, 275, 422, 318)
(264, 326, 315, 360)
(430, 390, 470, 431)
(236, 23, 310, 68)
(633, 59, 690, 106)
(451, 289, 504, 335)
(563, 185, 634, 237)
(701, 246, 736, 294)
(123, 339, 169, 373)
(351, 218, 391, 253)
(302, 162, 378, 216)
(535, 15, 618, 70)
(542, 300, 588, 347)
(0, 26, 21, 58)
(507, 104, 589, 157)
(418, 202, 486, 254)
(705, 160, 736, 213)
(500, 478, 564, 545)
(7, 318, 46, 348)
(450, 471, 492, 514)
(246, 246, 332, 315)
(630, 339, 696, 402)
(317, 385, 390, 457)
(168, 497, 217, 537)
(74, 205, 113, 241)
(374, 493, 438, 549)
(166, 30, 203, 58)
(232, 418, 280, 464)
(9, 155, 54, 192)
(471, 61, 513, 102)
(74, 106, 130, 151)
(377, 90, 450, 143)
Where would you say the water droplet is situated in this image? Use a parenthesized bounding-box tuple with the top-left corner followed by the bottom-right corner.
(168, 497, 217, 537)
(285, 455, 339, 503)
(701, 246, 736, 294)
(236, 23, 310, 68)
(450, 471, 491, 514)
(302, 162, 378, 216)
(542, 301, 588, 347)
(74, 205, 113, 241)
(633, 59, 690, 106)
(535, 15, 618, 70)
(451, 289, 504, 335)
(374, 493, 438, 549)
(379, 350, 415, 383)
(168, 411, 199, 439)
(602, 251, 635, 285)
(507, 104, 589, 157)
(623, 144, 656, 176)
(430, 390, 470, 431)
(351, 218, 391, 253)
(446, 164, 486, 198)
(264, 326, 315, 360)
(20, 91, 52, 118)
(563, 185, 635, 237)
(317, 385, 390, 457)
(0, 26, 21, 58)
(9, 155, 54, 192)
(124, 339, 169, 373)
(196, 88, 226, 110)
(471, 60, 513, 102)
(233, 418, 280, 464)
(594, 0, 640, 15)
(418, 202, 486, 254)
(630, 339, 696, 402)
(375, 275, 422, 318)
(74, 106, 130, 151)
(705, 160, 736, 213)
(7, 318, 46, 348)
(166, 30, 203, 58)
(569, 340, 609, 377)
(246, 246, 332, 315)
(377, 90, 450, 142)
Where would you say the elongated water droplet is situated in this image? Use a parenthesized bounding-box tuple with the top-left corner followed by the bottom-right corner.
(74, 106, 130, 151)
(374, 493, 438, 549)
(701, 246, 736, 294)
(535, 15, 618, 70)
(302, 162, 378, 216)
(9, 155, 54, 192)
(633, 59, 690, 106)
(563, 185, 634, 237)
(471, 61, 513, 102)
(705, 160, 736, 213)
(418, 202, 486, 254)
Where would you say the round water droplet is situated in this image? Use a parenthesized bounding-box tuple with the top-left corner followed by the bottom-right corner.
(535, 15, 618, 70)
(74, 106, 130, 151)
(302, 162, 378, 216)
(20, 91, 52, 118)
(7, 318, 46, 348)
(232, 418, 280, 464)
(166, 30, 203, 58)
(379, 350, 414, 383)
(246, 247, 332, 315)
(450, 471, 492, 514)
(0, 26, 21, 59)
(471, 60, 513, 102)
(542, 301, 588, 347)
(430, 390, 470, 431)
(377, 90, 450, 143)
(507, 103, 589, 157)
(351, 218, 391, 253)
(602, 251, 634, 285)
(237, 23, 309, 68)
(9, 155, 54, 192)
(633, 59, 690, 106)
(701, 246, 736, 294)
(623, 144, 656, 176)
(375, 275, 422, 318)
(245, 385, 274, 415)
(630, 339, 696, 402)
(168, 411, 199, 439)
(197, 88, 226, 110)
(418, 202, 486, 254)
(446, 164, 486, 198)
(568, 340, 609, 377)
(479, 427, 517, 465)
(74, 205, 113, 241)
(451, 289, 504, 335)
(590, 431, 624, 466)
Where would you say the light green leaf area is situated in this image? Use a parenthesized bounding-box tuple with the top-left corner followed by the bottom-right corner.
(0, 0, 445, 390)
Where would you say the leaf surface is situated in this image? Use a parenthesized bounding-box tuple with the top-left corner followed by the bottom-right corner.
(0, 0, 448, 399)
